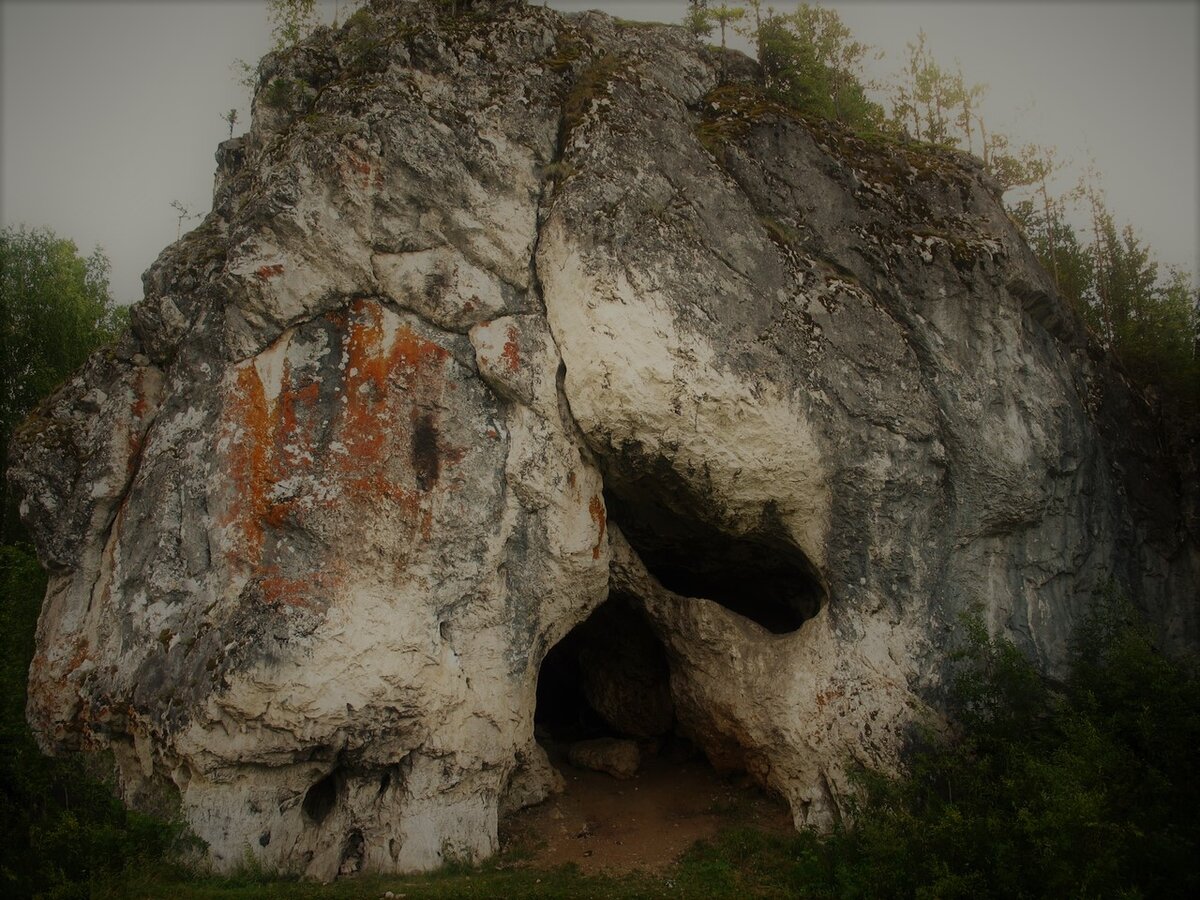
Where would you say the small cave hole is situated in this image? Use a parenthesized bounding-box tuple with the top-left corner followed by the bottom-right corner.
(603, 487, 826, 634)
(302, 770, 338, 825)
(338, 828, 365, 877)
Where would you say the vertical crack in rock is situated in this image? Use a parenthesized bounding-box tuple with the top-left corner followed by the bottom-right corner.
(410, 412, 440, 491)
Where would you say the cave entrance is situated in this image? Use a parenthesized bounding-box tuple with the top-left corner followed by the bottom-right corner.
(535, 592, 674, 749)
(516, 593, 795, 870)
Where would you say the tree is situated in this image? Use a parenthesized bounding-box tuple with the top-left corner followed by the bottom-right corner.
(891, 31, 979, 148)
(892, 30, 930, 140)
(268, 0, 319, 50)
(910, 44, 959, 146)
(170, 200, 199, 240)
(684, 0, 714, 38)
(781, 599, 1200, 898)
(951, 62, 986, 155)
(754, 4, 884, 130)
(1015, 168, 1199, 402)
(709, 4, 745, 82)
(220, 107, 239, 139)
(0, 227, 127, 543)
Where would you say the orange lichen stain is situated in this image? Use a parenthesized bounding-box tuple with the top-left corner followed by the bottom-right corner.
(255, 263, 285, 281)
(332, 302, 458, 541)
(257, 568, 340, 609)
(274, 372, 320, 466)
(501, 325, 521, 373)
(339, 149, 384, 191)
(130, 371, 150, 422)
(218, 298, 467, 607)
(814, 687, 845, 710)
(126, 370, 153, 474)
(589, 494, 606, 560)
(66, 638, 91, 674)
(339, 298, 391, 465)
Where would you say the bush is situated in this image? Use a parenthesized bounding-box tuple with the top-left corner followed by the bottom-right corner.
(789, 596, 1200, 898)
(0, 546, 186, 898)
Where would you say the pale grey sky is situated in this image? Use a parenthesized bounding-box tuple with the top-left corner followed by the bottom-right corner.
(2, 0, 1197, 304)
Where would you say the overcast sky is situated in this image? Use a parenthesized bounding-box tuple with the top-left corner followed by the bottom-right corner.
(2, 0, 1196, 304)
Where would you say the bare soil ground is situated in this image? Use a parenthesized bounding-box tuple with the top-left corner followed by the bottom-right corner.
(499, 742, 794, 875)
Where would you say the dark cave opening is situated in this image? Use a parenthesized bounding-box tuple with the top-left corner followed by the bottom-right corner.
(525, 593, 794, 844)
(602, 486, 826, 635)
(534, 592, 674, 746)
(302, 770, 338, 825)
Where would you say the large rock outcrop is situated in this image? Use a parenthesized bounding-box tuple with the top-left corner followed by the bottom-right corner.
(9, 0, 1197, 878)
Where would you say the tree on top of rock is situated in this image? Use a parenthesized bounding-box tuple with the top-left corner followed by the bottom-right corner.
(710, 4, 746, 81)
(685, 0, 714, 38)
(754, 4, 884, 130)
(268, 0, 320, 50)
(0, 226, 127, 543)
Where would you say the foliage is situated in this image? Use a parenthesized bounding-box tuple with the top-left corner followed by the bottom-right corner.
(0, 227, 172, 896)
(263, 74, 300, 110)
(220, 108, 239, 139)
(707, 4, 744, 82)
(1014, 175, 1200, 403)
(268, 0, 319, 50)
(775, 598, 1200, 898)
(753, 3, 884, 131)
(0, 226, 127, 543)
(684, 0, 714, 39)
(0, 546, 188, 899)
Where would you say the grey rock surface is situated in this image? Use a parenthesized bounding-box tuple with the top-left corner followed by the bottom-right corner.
(568, 738, 641, 780)
(8, 0, 1197, 878)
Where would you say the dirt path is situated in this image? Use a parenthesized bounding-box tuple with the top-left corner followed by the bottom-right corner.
(499, 744, 794, 875)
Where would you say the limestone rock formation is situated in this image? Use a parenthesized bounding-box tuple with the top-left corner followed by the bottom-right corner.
(8, 0, 1197, 879)
(568, 737, 640, 780)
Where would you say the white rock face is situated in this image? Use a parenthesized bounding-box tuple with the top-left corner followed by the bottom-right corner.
(8, 0, 1196, 879)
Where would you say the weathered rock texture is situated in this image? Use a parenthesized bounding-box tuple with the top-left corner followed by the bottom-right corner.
(9, 0, 1197, 879)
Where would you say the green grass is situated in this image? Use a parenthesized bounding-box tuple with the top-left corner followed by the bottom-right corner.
(86, 834, 817, 899)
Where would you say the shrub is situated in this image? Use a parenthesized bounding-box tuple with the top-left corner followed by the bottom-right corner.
(792, 596, 1200, 898)
(0, 546, 187, 898)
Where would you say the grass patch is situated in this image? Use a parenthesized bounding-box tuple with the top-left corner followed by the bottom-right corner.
(543, 34, 584, 73)
(695, 82, 790, 158)
(561, 53, 628, 139)
(98, 859, 670, 899)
